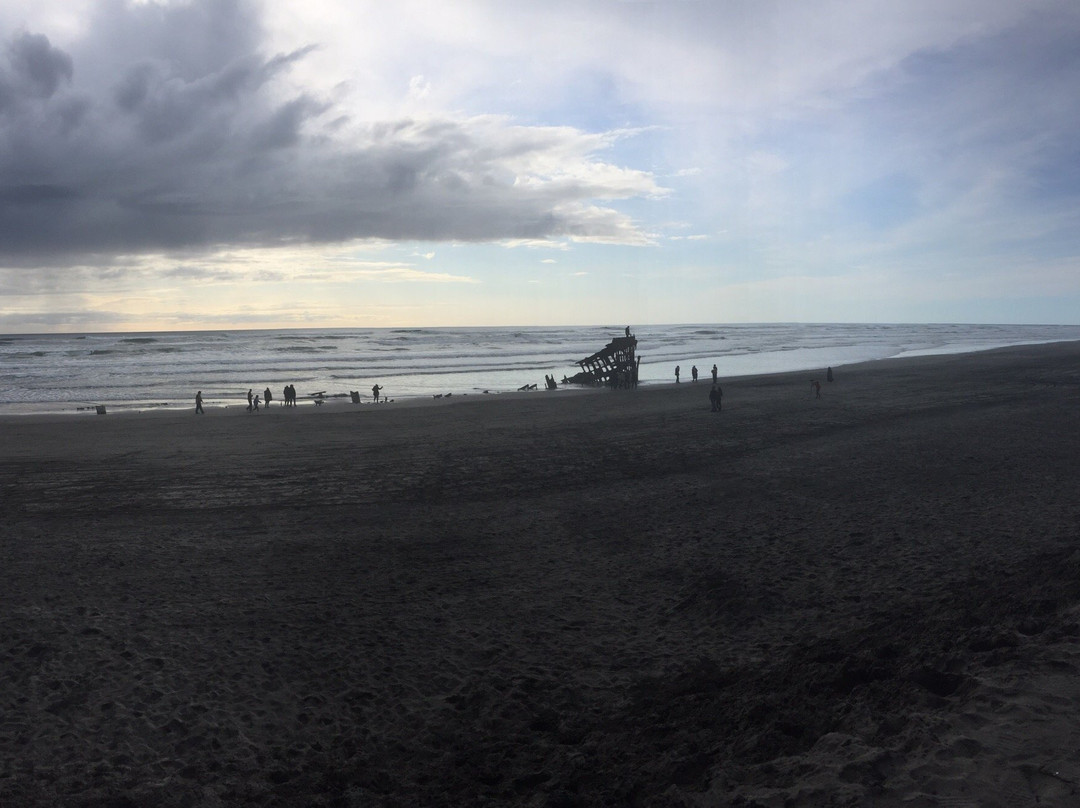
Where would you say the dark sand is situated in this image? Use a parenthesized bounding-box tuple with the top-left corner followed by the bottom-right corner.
(2, 342, 1080, 807)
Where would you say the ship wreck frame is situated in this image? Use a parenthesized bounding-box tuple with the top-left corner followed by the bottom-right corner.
(562, 334, 640, 388)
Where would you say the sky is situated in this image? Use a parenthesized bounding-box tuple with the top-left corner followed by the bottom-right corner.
(1, 0, 1079, 333)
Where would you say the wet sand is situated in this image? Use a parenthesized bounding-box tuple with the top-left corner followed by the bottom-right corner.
(2, 341, 1080, 807)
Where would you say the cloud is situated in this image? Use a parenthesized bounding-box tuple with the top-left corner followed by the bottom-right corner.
(3, 0, 1080, 329)
(0, 244, 476, 299)
(0, 0, 662, 269)
(0, 31, 73, 105)
(408, 74, 430, 101)
(347, 266, 478, 284)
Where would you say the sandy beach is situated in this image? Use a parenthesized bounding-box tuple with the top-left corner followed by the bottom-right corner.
(2, 341, 1080, 807)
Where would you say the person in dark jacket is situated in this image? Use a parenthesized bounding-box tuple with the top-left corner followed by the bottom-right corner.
(709, 383, 723, 412)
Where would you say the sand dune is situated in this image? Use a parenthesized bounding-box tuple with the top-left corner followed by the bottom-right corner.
(2, 341, 1080, 806)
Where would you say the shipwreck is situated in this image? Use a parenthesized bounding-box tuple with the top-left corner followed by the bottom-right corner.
(562, 331, 640, 388)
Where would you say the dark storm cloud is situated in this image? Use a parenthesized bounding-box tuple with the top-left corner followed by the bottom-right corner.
(0, 183, 79, 204)
(0, 31, 73, 107)
(0, 0, 654, 268)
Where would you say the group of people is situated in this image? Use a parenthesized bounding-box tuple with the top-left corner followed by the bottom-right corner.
(195, 356, 837, 415)
(194, 383, 312, 413)
(195, 382, 388, 412)
(696, 364, 834, 412)
(249, 384, 318, 410)
(675, 364, 719, 385)
(673, 363, 724, 410)
(246, 388, 268, 411)
(675, 364, 725, 410)
(709, 382, 723, 411)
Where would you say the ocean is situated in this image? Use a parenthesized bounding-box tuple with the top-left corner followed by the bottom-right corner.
(2, 322, 1079, 415)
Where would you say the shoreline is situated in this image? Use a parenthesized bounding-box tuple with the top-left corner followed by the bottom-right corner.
(3, 340, 1080, 805)
(4, 337, 1078, 422)
(0, 382, 605, 421)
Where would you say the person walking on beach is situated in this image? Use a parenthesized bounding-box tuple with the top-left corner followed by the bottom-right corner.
(372, 384, 383, 403)
(692, 365, 698, 382)
(711, 364, 718, 383)
(675, 365, 680, 384)
(710, 382, 723, 411)
(195, 391, 204, 414)
(812, 380, 821, 399)
(247, 389, 253, 412)
(253, 394, 261, 411)
(264, 387, 272, 408)
(827, 366, 834, 382)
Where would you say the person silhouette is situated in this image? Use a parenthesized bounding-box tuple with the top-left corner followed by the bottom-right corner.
(692, 365, 698, 382)
(675, 365, 680, 384)
(711, 364, 718, 383)
(264, 387, 272, 408)
(195, 391, 204, 414)
(247, 389, 253, 412)
(253, 394, 261, 411)
(372, 384, 383, 402)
